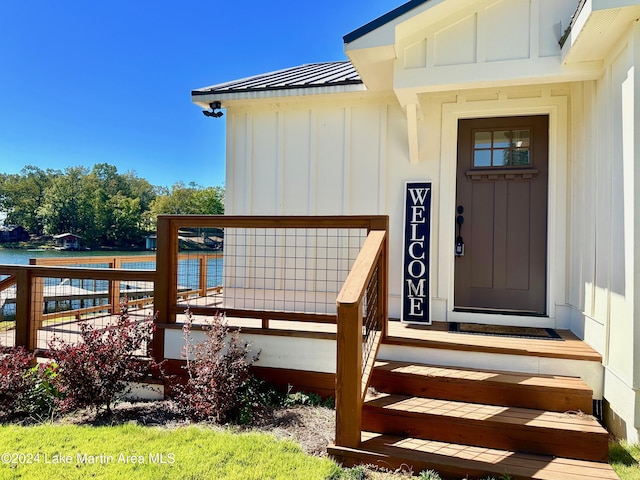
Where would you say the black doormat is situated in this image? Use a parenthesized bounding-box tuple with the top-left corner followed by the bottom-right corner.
(448, 322, 562, 340)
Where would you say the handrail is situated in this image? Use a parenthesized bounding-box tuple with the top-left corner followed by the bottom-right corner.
(0, 264, 156, 280)
(336, 231, 386, 305)
(156, 214, 389, 230)
(0, 275, 16, 291)
(334, 229, 388, 448)
(30, 255, 158, 266)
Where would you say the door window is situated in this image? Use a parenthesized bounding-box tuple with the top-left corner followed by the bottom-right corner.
(473, 129, 531, 167)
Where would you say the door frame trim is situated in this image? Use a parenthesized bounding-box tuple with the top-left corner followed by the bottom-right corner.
(439, 94, 569, 328)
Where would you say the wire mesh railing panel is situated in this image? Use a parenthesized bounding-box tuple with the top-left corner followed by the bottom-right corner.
(216, 227, 367, 315)
(362, 265, 380, 374)
(34, 276, 113, 350)
(119, 259, 156, 270)
(0, 279, 16, 348)
(30, 274, 154, 354)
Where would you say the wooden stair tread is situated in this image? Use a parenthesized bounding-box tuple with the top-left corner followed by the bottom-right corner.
(362, 393, 609, 461)
(329, 432, 619, 480)
(371, 360, 594, 414)
(373, 360, 590, 392)
(364, 394, 604, 433)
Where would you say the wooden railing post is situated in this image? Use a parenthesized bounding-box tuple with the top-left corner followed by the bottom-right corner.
(335, 301, 363, 448)
(153, 216, 178, 361)
(27, 259, 44, 332)
(31, 276, 44, 333)
(109, 257, 121, 313)
(14, 269, 32, 350)
(199, 255, 207, 297)
(334, 229, 387, 448)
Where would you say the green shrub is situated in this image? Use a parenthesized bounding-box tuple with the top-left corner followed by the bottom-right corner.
(418, 469, 442, 480)
(23, 361, 62, 420)
(283, 389, 334, 408)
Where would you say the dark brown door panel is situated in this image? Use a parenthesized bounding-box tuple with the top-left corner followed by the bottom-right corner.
(455, 115, 548, 315)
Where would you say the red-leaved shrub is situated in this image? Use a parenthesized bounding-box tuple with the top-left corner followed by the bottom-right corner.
(48, 299, 157, 414)
(177, 309, 259, 423)
(0, 346, 36, 420)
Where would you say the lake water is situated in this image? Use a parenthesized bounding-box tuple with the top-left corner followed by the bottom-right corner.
(0, 248, 224, 290)
(0, 249, 153, 265)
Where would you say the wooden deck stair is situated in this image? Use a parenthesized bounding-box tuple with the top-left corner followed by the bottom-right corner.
(329, 358, 618, 479)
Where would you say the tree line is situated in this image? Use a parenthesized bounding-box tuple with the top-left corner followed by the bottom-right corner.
(0, 164, 224, 248)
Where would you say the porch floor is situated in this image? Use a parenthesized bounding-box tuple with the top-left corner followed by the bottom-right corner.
(213, 316, 602, 363)
(176, 293, 602, 361)
(385, 321, 602, 362)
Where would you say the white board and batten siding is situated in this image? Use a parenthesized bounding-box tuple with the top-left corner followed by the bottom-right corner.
(567, 20, 640, 441)
(196, 0, 640, 441)
(225, 96, 443, 321)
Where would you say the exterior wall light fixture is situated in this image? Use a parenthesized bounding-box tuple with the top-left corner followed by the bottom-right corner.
(203, 101, 224, 118)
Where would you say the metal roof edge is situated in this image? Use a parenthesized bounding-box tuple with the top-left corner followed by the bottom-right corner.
(343, 0, 431, 44)
(193, 61, 353, 94)
(191, 83, 368, 104)
(191, 79, 363, 97)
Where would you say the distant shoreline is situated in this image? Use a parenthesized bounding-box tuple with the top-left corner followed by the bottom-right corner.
(0, 242, 148, 252)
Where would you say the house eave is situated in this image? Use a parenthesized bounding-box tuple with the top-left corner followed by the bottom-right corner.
(561, 0, 640, 64)
(191, 83, 367, 109)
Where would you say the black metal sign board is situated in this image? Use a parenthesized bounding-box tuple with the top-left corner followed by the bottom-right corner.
(401, 181, 432, 324)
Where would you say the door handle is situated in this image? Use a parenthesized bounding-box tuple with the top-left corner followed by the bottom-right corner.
(456, 205, 464, 256)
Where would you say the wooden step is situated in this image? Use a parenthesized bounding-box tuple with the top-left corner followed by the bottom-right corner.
(328, 432, 619, 480)
(371, 361, 593, 414)
(362, 394, 609, 462)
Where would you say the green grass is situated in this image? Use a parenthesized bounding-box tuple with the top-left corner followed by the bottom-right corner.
(0, 424, 341, 480)
(611, 440, 640, 480)
(0, 320, 15, 332)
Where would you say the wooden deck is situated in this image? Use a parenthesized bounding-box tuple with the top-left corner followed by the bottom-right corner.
(386, 320, 602, 362)
(182, 315, 602, 363)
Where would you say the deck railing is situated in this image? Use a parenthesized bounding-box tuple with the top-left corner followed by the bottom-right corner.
(1, 215, 390, 436)
(153, 215, 388, 359)
(334, 229, 388, 448)
(0, 252, 223, 352)
(0, 264, 156, 351)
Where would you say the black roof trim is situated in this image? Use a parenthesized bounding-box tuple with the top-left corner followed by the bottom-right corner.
(559, 0, 587, 47)
(343, 0, 431, 44)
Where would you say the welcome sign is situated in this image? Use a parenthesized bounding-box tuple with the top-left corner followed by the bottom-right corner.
(401, 181, 431, 324)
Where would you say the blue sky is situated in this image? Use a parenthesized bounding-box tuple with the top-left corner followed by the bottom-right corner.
(0, 1, 401, 189)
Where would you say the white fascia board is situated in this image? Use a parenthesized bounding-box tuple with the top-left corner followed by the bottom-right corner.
(191, 83, 367, 109)
(345, 22, 397, 52)
(594, 0, 640, 8)
(394, 56, 603, 95)
(344, 0, 443, 53)
(562, 1, 640, 64)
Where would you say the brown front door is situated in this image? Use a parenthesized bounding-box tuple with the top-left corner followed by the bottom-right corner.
(454, 115, 548, 315)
